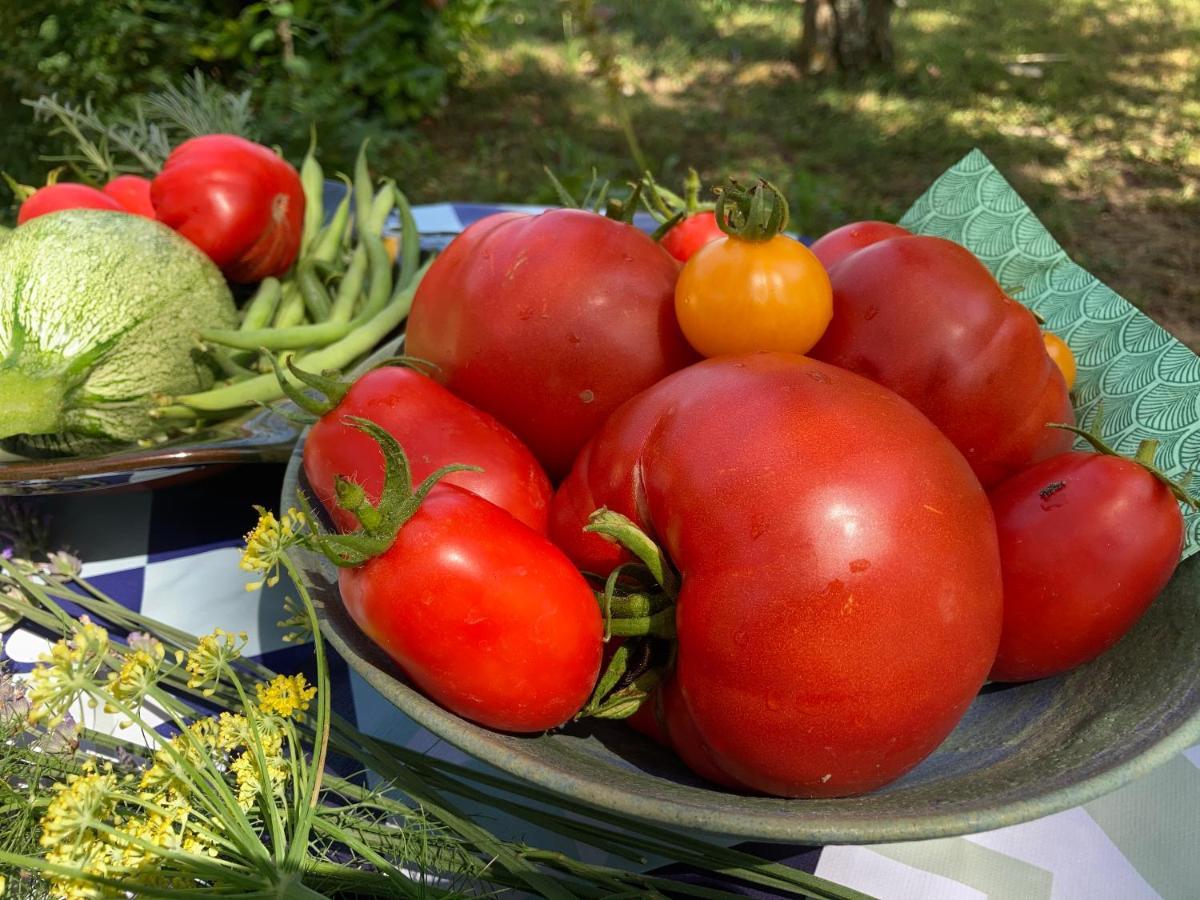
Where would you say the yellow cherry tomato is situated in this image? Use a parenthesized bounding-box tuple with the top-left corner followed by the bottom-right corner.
(383, 234, 400, 263)
(1043, 331, 1076, 390)
(673, 179, 833, 358)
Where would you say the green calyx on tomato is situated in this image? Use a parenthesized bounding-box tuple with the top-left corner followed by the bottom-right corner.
(576, 508, 682, 721)
(302, 417, 480, 567)
(268, 353, 351, 420)
(543, 165, 648, 225)
(269, 353, 435, 420)
(1048, 406, 1198, 508)
(713, 177, 789, 243)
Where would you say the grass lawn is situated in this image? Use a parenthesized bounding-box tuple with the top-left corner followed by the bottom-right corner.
(386, 0, 1200, 348)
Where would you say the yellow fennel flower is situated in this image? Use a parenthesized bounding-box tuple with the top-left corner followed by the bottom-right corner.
(39, 766, 118, 850)
(255, 674, 316, 720)
(28, 618, 110, 726)
(240, 506, 306, 591)
(105, 633, 166, 721)
(179, 629, 246, 697)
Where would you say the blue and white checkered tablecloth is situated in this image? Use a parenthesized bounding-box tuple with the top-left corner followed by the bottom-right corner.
(5, 203, 1200, 899)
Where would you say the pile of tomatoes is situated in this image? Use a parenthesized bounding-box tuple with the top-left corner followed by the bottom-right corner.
(299, 176, 1191, 800)
(16, 135, 304, 283)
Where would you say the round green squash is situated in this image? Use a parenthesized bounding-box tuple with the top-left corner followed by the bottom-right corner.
(0, 209, 238, 455)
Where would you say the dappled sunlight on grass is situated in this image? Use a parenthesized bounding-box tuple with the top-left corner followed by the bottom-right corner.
(386, 0, 1200, 346)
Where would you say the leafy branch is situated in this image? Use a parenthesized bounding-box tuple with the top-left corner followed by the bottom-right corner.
(20, 71, 257, 184)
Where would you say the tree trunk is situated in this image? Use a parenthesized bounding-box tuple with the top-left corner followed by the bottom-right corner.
(797, 0, 895, 75)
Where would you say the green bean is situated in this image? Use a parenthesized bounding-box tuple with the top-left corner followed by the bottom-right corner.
(393, 184, 420, 292)
(273, 282, 307, 329)
(200, 320, 354, 352)
(297, 260, 333, 321)
(171, 257, 433, 413)
(310, 258, 342, 278)
(329, 245, 368, 324)
(299, 128, 324, 255)
(198, 341, 258, 380)
(238, 277, 282, 331)
(310, 173, 352, 264)
(357, 180, 396, 320)
(353, 139, 374, 241)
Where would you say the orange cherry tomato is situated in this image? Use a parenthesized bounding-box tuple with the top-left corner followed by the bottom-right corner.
(674, 180, 832, 358)
(1043, 331, 1076, 390)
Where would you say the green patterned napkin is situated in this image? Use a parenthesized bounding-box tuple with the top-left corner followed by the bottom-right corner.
(900, 149, 1200, 559)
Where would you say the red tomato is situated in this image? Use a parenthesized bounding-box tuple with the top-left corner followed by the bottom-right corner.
(626, 690, 671, 747)
(303, 366, 552, 534)
(659, 677, 746, 790)
(811, 235, 1075, 487)
(809, 220, 910, 271)
(659, 211, 724, 261)
(987, 450, 1185, 682)
(405, 209, 698, 479)
(151, 135, 305, 283)
(340, 482, 603, 732)
(551, 353, 1002, 797)
(103, 175, 156, 218)
(17, 183, 123, 224)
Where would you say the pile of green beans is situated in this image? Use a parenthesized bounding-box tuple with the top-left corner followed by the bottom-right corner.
(156, 138, 426, 421)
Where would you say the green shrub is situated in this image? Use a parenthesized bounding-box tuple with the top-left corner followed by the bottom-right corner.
(0, 0, 495, 188)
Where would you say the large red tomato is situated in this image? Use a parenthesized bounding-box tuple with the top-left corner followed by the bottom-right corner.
(811, 235, 1075, 487)
(151, 135, 304, 283)
(809, 220, 910, 271)
(551, 353, 1003, 797)
(987, 448, 1186, 682)
(303, 366, 552, 534)
(405, 209, 698, 479)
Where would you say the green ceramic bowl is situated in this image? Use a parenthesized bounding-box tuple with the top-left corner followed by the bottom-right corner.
(281, 443, 1200, 845)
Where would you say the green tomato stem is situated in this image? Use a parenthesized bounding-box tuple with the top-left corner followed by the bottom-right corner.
(684, 167, 701, 213)
(584, 508, 679, 598)
(607, 608, 676, 639)
(714, 177, 789, 241)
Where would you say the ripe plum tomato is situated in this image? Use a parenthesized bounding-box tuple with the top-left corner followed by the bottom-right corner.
(660, 211, 723, 261)
(103, 175, 156, 218)
(987, 440, 1188, 682)
(674, 180, 831, 358)
(405, 208, 697, 479)
(809, 220, 910, 271)
(321, 419, 603, 733)
(152, 135, 305, 283)
(811, 235, 1075, 487)
(301, 365, 552, 534)
(551, 352, 1003, 797)
(17, 183, 123, 224)
(1042, 331, 1077, 391)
